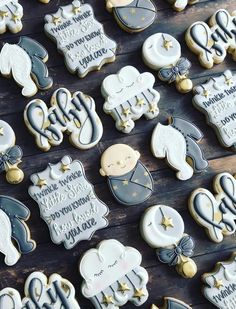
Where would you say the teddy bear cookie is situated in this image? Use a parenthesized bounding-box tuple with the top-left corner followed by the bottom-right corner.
(0, 37, 52, 97)
(28, 156, 109, 249)
(80, 239, 149, 309)
(0, 0, 23, 34)
(185, 9, 236, 69)
(24, 88, 103, 151)
(151, 117, 208, 181)
(143, 33, 193, 93)
(105, 0, 157, 33)
(44, 0, 117, 78)
(100, 144, 154, 206)
(102, 66, 160, 133)
(166, 0, 198, 11)
(0, 288, 22, 309)
(151, 297, 192, 309)
(189, 172, 236, 243)
(141, 205, 197, 279)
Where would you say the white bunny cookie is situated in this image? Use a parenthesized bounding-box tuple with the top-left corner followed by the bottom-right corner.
(0, 0, 23, 34)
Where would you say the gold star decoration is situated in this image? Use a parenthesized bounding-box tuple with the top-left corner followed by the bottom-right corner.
(37, 178, 47, 188)
(72, 6, 81, 14)
(225, 78, 233, 86)
(102, 295, 114, 306)
(122, 180, 129, 186)
(120, 120, 130, 129)
(163, 39, 173, 51)
(161, 216, 174, 230)
(203, 89, 210, 98)
(133, 288, 146, 300)
(60, 163, 71, 173)
(118, 282, 130, 294)
(130, 8, 136, 15)
(12, 14, 20, 23)
(122, 108, 131, 117)
(214, 279, 224, 290)
(52, 15, 62, 25)
(0, 11, 9, 18)
(149, 103, 158, 114)
(0, 127, 4, 136)
(136, 98, 145, 107)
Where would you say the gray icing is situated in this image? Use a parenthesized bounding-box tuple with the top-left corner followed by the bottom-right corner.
(0, 0, 23, 34)
(165, 298, 191, 309)
(0, 145, 22, 173)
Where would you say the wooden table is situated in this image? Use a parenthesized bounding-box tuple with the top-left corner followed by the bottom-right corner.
(0, 0, 235, 308)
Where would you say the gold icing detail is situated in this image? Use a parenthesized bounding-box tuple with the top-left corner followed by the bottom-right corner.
(0, 11, 9, 18)
(133, 288, 146, 300)
(102, 295, 114, 306)
(120, 120, 130, 129)
(163, 39, 173, 51)
(122, 180, 129, 186)
(149, 103, 158, 114)
(161, 216, 174, 230)
(214, 279, 224, 289)
(60, 163, 71, 173)
(136, 98, 145, 107)
(37, 178, 47, 188)
(203, 89, 210, 98)
(118, 282, 130, 293)
(0, 127, 4, 136)
(123, 108, 131, 117)
(52, 16, 62, 25)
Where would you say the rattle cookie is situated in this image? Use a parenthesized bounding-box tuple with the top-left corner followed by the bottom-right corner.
(0, 0, 23, 34)
(24, 88, 103, 151)
(28, 156, 109, 249)
(106, 0, 157, 33)
(100, 144, 154, 206)
(185, 9, 236, 69)
(80, 239, 149, 309)
(166, 0, 198, 12)
(44, 0, 117, 78)
(189, 172, 236, 243)
(143, 33, 193, 93)
(141, 205, 197, 279)
(151, 117, 208, 181)
(151, 297, 192, 309)
(102, 66, 160, 133)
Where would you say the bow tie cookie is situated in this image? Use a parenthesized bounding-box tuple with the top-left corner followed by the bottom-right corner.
(106, 0, 157, 33)
(80, 239, 149, 308)
(151, 297, 192, 309)
(0, 0, 23, 34)
(151, 117, 208, 181)
(143, 33, 193, 93)
(141, 205, 197, 278)
(100, 144, 154, 206)
(166, 0, 198, 11)
(102, 66, 160, 133)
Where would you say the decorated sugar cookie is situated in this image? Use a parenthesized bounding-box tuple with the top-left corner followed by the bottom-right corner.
(143, 33, 193, 93)
(80, 239, 149, 309)
(44, 0, 117, 78)
(0, 37, 52, 97)
(39, 0, 50, 3)
(193, 70, 236, 150)
(151, 297, 192, 309)
(151, 117, 208, 181)
(141, 205, 197, 278)
(102, 66, 160, 133)
(185, 9, 236, 69)
(100, 144, 154, 206)
(24, 88, 103, 152)
(0, 288, 22, 309)
(166, 0, 198, 11)
(28, 156, 109, 249)
(106, 0, 157, 33)
(0, 0, 23, 34)
(189, 172, 236, 243)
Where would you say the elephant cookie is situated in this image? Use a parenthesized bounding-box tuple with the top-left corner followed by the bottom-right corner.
(100, 144, 154, 206)
(106, 0, 157, 33)
(0, 0, 23, 34)
(80, 239, 149, 309)
(44, 0, 117, 78)
(0, 288, 22, 309)
(28, 156, 109, 249)
(141, 205, 197, 278)
(185, 9, 236, 69)
(0, 37, 52, 97)
(102, 66, 160, 133)
(166, 0, 198, 11)
(193, 70, 236, 150)
(151, 297, 192, 309)
(189, 172, 236, 243)
(151, 117, 208, 181)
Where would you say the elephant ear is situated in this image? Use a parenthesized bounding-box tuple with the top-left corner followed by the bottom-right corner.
(0, 196, 30, 220)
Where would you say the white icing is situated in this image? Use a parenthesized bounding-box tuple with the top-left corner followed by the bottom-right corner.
(0, 120, 15, 153)
(167, 0, 198, 11)
(0, 288, 22, 309)
(0, 0, 23, 34)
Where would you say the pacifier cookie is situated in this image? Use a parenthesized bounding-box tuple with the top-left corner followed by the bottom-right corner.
(80, 239, 149, 308)
(100, 144, 154, 206)
(0, 288, 22, 309)
(166, 0, 198, 12)
(102, 66, 160, 133)
(151, 297, 192, 309)
(0, 0, 23, 34)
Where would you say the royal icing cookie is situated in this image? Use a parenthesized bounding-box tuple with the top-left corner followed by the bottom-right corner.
(44, 0, 117, 78)
(185, 9, 236, 69)
(143, 33, 193, 93)
(106, 0, 157, 33)
(151, 117, 208, 181)
(39, 0, 50, 3)
(193, 70, 236, 150)
(102, 66, 160, 133)
(151, 297, 192, 309)
(0, 0, 23, 34)
(24, 88, 103, 152)
(141, 205, 197, 278)
(80, 239, 149, 308)
(166, 0, 198, 12)
(0, 37, 52, 97)
(189, 172, 236, 243)
(0, 288, 22, 309)
(100, 144, 154, 206)
(28, 156, 109, 249)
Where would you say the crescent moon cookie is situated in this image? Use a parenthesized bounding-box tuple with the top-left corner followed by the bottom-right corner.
(0, 288, 22, 309)
(189, 172, 236, 243)
(106, 0, 157, 33)
(80, 239, 149, 309)
(141, 205, 197, 279)
(44, 0, 117, 78)
(24, 88, 103, 152)
(166, 0, 198, 12)
(102, 66, 160, 133)
(185, 9, 236, 69)
(151, 297, 192, 309)
(151, 117, 208, 181)
(28, 156, 109, 249)
(100, 144, 154, 206)
(0, 0, 23, 34)
(143, 33, 193, 93)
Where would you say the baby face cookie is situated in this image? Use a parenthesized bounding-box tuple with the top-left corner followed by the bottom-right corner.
(28, 156, 109, 249)
(193, 70, 236, 150)
(106, 0, 157, 33)
(141, 205, 197, 278)
(0, 0, 23, 34)
(100, 144, 154, 206)
(0, 288, 22, 309)
(166, 0, 198, 12)
(80, 239, 149, 308)
(151, 297, 192, 309)
(44, 0, 117, 78)
(151, 117, 208, 181)
(185, 9, 236, 69)
(24, 88, 103, 152)
(189, 172, 236, 243)
(102, 66, 160, 133)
